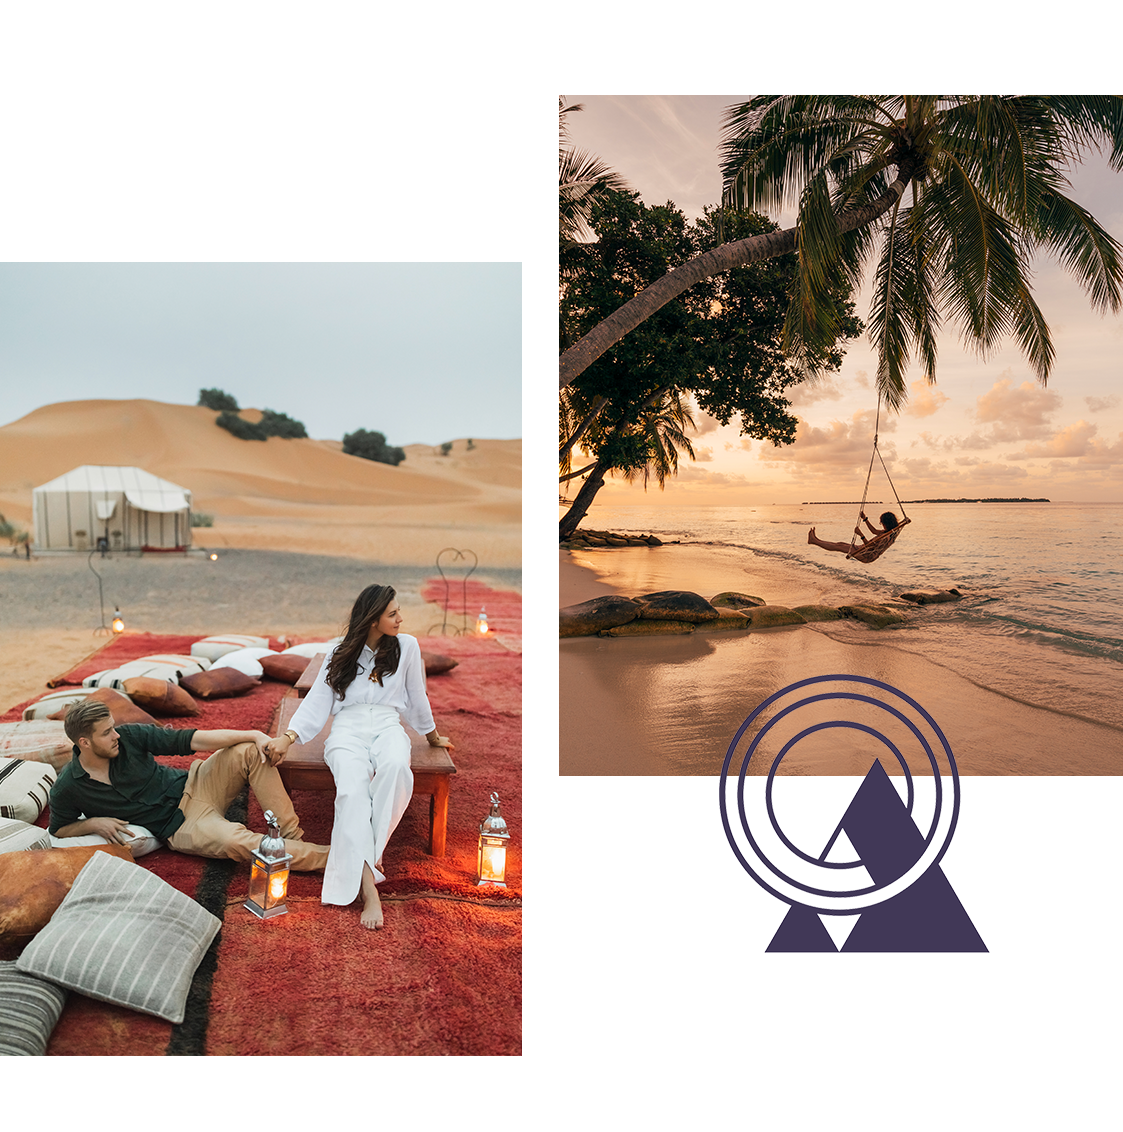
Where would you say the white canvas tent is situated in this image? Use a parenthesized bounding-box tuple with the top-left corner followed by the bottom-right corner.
(32, 465, 193, 552)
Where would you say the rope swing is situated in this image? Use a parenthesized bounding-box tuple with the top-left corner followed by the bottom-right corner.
(846, 396, 910, 564)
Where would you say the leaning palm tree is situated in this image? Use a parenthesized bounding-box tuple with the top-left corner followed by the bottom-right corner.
(559, 96, 1123, 409)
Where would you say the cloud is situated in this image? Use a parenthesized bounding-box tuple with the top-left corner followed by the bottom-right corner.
(1011, 420, 1098, 459)
(973, 376, 1061, 441)
(903, 379, 950, 419)
(1086, 394, 1120, 413)
(761, 409, 892, 469)
(693, 444, 714, 462)
(787, 376, 845, 408)
(686, 402, 724, 437)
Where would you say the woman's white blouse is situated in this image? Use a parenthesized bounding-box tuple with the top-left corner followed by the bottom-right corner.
(287, 633, 435, 743)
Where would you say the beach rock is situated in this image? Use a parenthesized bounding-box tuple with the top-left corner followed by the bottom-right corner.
(897, 588, 962, 605)
(791, 605, 844, 623)
(644, 535, 663, 546)
(699, 611, 751, 630)
(741, 605, 807, 629)
(633, 590, 721, 623)
(710, 591, 766, 609)
(560, 596, 640, 638)
(839, 604, 907, 629)
(598, 619, 695, 637)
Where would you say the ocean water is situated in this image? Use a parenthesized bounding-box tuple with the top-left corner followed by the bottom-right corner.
(578, 500, 1123, 735)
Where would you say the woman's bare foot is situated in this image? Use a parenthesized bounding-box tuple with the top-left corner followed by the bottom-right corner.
(808, 528, 816, 544)
(360, 862, 384, 930)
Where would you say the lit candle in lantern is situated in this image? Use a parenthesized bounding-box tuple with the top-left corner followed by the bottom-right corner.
(476, 606, 489, 634)
(476, 792, 510, 887)
(244, 810, 294, 919)
(111, 609, 125, 634)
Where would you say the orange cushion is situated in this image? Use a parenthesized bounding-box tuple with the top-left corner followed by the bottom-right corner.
(180, 667, 260, 700)
(0, 844, 134, 957)
(258, 654, 311, 684)
(121, 678, 201, 717)
(47, 687, 158, 728)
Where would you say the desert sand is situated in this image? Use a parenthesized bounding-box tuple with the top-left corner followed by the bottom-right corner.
(0, 399, 520, 713)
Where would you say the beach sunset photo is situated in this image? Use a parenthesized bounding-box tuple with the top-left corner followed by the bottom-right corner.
(559, 96, 1123, 777)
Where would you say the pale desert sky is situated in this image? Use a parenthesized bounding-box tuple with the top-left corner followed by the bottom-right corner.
(0, 263, 520, 447)
(563, 96, 1123, 504)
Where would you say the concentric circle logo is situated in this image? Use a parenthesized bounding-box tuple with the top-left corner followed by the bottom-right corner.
(719, 675, 961, 916)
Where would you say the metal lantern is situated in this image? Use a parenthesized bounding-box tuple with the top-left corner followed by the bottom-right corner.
(111, 609, 125, 634)
(476, 606, 489, 635)
(476, 792, 510, 887)
(244, 810, 293, 918)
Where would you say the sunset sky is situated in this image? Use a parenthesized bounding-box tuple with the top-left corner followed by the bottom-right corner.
(563, 96, 1123, 505)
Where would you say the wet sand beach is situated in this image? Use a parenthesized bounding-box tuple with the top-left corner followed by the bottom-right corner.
(560, 546, 1123, 775)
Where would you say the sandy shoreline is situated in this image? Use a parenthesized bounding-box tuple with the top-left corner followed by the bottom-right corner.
(559, 547, 1123, 775)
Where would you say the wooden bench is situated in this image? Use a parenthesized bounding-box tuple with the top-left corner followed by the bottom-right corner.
(270, 693, 456, 857)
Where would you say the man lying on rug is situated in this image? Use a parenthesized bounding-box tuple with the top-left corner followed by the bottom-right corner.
(48, 700, 330, 871)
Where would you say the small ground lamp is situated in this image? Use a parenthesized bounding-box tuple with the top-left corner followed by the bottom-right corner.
(476, 606, 489, 635)
(476, 792, 510, 887)
(245, 810, 293, 919)
(111, 609, 125, 634)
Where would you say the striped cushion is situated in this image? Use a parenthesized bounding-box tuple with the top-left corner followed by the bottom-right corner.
(190, 634, 269, 661)
(0, 721, 73, 772)
(0, 818, 52, 854)
(0, 757, 57, 822)
(0, 961, 68, 1055)
(17, 852, 221, 1024)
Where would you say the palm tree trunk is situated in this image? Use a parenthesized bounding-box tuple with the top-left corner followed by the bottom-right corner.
(559, 162, 918, 389)
(559, 458, 610, 540)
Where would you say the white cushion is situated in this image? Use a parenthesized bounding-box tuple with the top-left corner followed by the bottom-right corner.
(0, 817, 53, 854)
(281, 639, 339, 657)
(0, 722, 73, 772)
(190, 635, 269, 661)
(84, 661, 187, 688)
(22, 688, 103, 721)
(136, 653, 211, 673)
(210, 647, 278, 677)
(49, 824, 160, 858)
(0, 758, 57, 823)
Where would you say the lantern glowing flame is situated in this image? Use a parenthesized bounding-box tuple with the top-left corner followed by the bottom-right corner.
(111, 610, 125, 634)
(476, 792, 510, 888)
(244, 810, 293, 919)
(476, 606, 489, 635)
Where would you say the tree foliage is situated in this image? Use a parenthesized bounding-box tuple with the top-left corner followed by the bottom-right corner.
(559, 190, 861, 537)
(198, 388, 239, 411)
(343, 428, 406, 466)
(561, 96, 1123, 408)
(259, 409, 308, 438)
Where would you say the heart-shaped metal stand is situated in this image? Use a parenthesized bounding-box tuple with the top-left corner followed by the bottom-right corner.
(428, 547, 478, 635)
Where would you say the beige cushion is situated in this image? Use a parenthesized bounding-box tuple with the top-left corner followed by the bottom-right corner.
(0, 758, 57, 823)
(281, 640, 338, 657)
(17, 852, 221, 1024)
(22, 688, 101, 721)
(0, 721, 73, 772)
(136, 653, 211, 674)
(49, 825, 160, 857)
(0, 817, 53, 855)
(0, 960, 68, 1055)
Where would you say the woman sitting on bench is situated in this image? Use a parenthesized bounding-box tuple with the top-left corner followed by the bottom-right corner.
(266, 584, 454, 930)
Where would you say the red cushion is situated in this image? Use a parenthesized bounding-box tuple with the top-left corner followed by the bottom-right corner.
(180, 667, 261, 700)
(423, 653, 459, 676)
(47, 687, 159, 728)
(121, 677, 201, 717)
(258, 654, 311, 685)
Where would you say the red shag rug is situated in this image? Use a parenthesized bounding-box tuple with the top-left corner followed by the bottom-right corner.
(11, 579, 520, 1056)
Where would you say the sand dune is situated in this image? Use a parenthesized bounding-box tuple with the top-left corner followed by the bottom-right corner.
(0, 400, 520, 567)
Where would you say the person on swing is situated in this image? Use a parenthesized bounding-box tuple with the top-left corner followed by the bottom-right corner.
(808, 510, 900, 556)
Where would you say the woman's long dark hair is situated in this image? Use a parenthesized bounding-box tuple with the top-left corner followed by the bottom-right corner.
(879, 511, 899, 531)
(325, 584, 401, 697)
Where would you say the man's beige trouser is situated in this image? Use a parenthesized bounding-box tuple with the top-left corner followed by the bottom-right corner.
(167, 741, 329, 870)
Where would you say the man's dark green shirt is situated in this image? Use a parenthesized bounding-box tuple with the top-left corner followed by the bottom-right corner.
(49, 724, 197, 841)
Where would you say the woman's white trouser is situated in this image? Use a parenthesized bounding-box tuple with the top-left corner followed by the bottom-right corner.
(322, 703, 413, 905)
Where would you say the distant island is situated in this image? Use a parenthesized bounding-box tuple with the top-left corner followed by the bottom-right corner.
(801, 497, 1050, 504)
